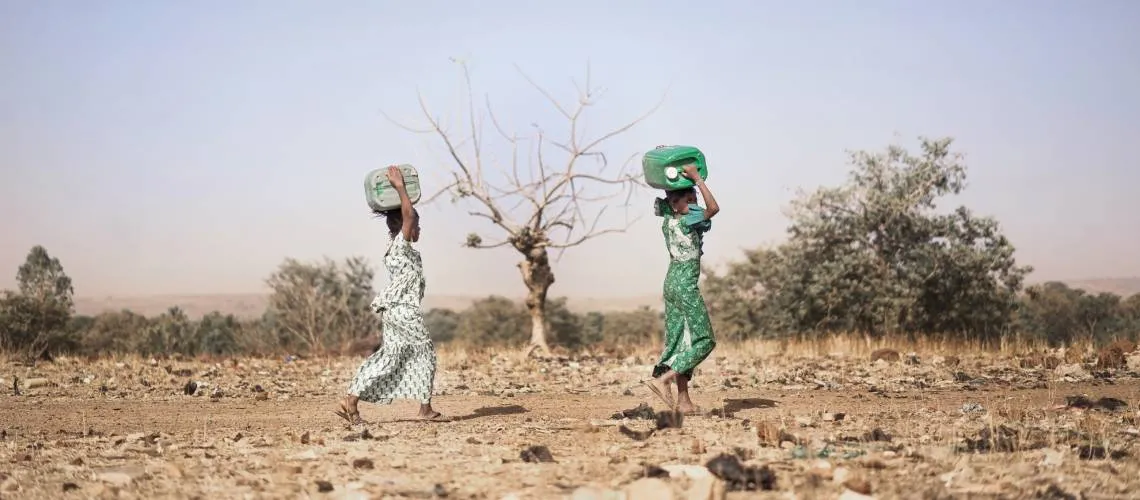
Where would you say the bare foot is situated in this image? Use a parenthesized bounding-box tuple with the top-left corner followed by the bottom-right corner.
(678, 402, 704, 415)
(643, 379, 676, 409)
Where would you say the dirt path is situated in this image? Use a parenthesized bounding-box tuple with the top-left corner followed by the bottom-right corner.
(2, 354, 1139, 499)
(6, 383, 1138, 435)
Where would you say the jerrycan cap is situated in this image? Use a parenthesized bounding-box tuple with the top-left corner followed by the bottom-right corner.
(664, 166, 680, 179)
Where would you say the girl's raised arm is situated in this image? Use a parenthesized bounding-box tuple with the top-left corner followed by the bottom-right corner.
(682, 165, 719, 219)
(386, 166, 416, 240)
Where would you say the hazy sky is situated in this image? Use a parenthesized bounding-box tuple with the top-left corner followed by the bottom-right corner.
(2, 0, 1138, 300)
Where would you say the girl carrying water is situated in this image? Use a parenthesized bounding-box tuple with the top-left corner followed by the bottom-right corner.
(643, 163, 721, 414)
(337, 166, 450, 424)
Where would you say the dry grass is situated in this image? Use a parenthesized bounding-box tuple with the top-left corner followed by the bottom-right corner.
(430, 332, 1097, 367)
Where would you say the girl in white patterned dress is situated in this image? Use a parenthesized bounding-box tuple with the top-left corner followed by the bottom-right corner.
(336, 166, 450, 423)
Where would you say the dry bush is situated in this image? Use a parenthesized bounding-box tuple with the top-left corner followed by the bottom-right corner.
(1095, 339, 1136, 369)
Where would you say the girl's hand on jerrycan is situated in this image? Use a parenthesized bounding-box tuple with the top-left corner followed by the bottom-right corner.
(682, 164, 701, 181)
(386, 165, 406, 189)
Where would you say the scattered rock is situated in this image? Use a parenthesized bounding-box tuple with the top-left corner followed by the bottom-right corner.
(1054, 364, 1092, 382)
(832, 466, 851, 484)
(960, 402, 985, 414)
(704, 453, 775, 491)
(686, 476, 725, 500)
(1127, 354, 1140, 372)
(838, 490, 875, 500)
(314, 480, 334, 493)
(625, 478, 672, 500)
(1042, 449, 1065, 467)
(23, 378, 51, 389)
(863, 428, 892, 442)
(520, 445, 555, 463)
(808, 460, 833, 480)
(619, 426, 654, 441)
(638, 465, 670, 479)
(611, 403, 657, 420)
(5, 347, 1140, 497)
(572, 485, 622, 500)
(94, 471, 135, 487)
(1037, 483, 1078, 500)
(842, 477, 872, 495)
(183, 381, 197, 396)
(289, 449, 319, 461)
(1, 477, 19, 492)
(1065, 395, 1128, 411)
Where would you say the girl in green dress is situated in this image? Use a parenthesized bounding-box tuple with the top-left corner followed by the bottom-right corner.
(643, 164, 720, 414)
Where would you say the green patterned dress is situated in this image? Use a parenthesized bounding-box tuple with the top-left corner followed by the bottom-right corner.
(651, 199, 717, 380)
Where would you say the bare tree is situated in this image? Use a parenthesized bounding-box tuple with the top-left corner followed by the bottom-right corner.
(385, 60, 664, 355)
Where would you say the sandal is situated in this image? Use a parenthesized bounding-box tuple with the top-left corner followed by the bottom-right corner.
(417, 412, 453, 422)
(642, 379, 676, 409)
(334, 402, 367, 425)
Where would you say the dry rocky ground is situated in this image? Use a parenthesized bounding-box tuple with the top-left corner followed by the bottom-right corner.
(2, 346, 1140, 499)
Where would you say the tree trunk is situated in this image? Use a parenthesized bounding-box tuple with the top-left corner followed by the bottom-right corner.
(518, 246, 555, 356)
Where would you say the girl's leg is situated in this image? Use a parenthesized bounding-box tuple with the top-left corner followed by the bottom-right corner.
(408, 343, 449, 421)
(648, 263, 686, 407)
(670, 286, 716, 375)
(668, 275, 716, 413)
(391, 307, 449, 421)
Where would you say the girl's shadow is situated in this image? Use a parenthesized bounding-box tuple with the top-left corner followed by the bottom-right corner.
(387, 404, 529, 423)
(453, 404, 529, 421)
(710, 398, 779, 418)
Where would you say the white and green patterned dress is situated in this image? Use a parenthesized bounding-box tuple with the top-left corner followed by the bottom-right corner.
(347, 233, 436, 404)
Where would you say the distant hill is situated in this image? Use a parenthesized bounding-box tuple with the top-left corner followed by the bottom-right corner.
(1052, 277, 1140, 298)
(73, 293, 660, 320)
(72, 277, 1140, 320)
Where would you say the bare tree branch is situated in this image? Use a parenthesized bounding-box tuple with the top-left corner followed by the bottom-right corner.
(384, 59, 665, 352)
(470, 240, 512, 249)
(514, 63, 572, 120)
